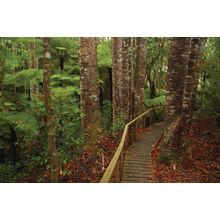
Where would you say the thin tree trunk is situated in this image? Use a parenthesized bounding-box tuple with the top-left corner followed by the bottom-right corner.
(43, 37, 58, 183)
(0, 60, 6, 112)
(29, 40, 37, 96)
(0, 38, 6, 111)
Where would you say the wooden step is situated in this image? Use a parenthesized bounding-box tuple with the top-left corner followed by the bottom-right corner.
(121, 122, 164, 183)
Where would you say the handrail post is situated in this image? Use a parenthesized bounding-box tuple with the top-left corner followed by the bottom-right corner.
(129, 124, 135, 145)
(142, 116, 144, 128)
(135, 121, 138, 141)
(114, 162, 120, 182)
(119, 152, 125, 181)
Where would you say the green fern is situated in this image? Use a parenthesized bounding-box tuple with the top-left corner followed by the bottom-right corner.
(51, 74, 80, 86)
(0, 44, 18, 67)
(3, 69, 43, 87)
(52, 86, 80, 97)
(0, 112, 40, 139)
(97, 39, 112, 67)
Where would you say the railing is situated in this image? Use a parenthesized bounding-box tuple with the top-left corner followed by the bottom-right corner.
(100, 106, 164, 183)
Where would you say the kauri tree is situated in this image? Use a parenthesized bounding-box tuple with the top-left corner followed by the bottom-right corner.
(112, 37, 133, 130)
(160, 37, 206, 164)
(79, 37, 101, 141)
(134, 37, 147, 117)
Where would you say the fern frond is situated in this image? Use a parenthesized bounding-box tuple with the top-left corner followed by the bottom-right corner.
(3, 69, 43, 86)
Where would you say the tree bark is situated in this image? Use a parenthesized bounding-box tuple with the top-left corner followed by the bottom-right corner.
(112, 37, 133, 129)
(165, 37, 191, 124)
(79, 37, 101, 140)
(30, 40, 37, 69)
(112, 37, 123, 125)
(159, 38, 206, 163)
(43, 37, 58, 183)
(160, 37, 191, 163)
(0, 38, 6, 112)
(134, 37, 147, 117)
(0, 60, 6, 112)
(29, 40, 37, 98)
(180, 38, 206, 149)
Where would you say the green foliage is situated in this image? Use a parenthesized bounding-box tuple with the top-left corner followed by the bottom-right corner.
(0, 112, 40, 143)
(196, 38, 220, 118)
(0, 163, 16, 182)
(3, 69, 43, 86)
(0, 120, 11, 151)
(52, 85, 80, 97)
(0, 37, 83, 182)
(52, 87, 82, 154)
(101, 100, 112, 132)
(144, 94, 166, 108)
(0, 43, 18, 67)
(51, 74, 80, 88)
(112, 113, 126, 132)
(97, 38, 112, 67)
(146, 38, 169, 91)
(50, 37, 79, 72)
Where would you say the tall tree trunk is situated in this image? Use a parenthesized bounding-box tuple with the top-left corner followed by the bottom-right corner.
(0, 38, 6, 112)
(79, 37, 101, 141)
(0, 60, 6, 112)
(165, 37, 191, 124)
(134, 37, 147, 117)
(112, 37, 133, 129)
(108, 67, 113, 103)
(29, 40, 37, 98)
(160, 38, 206, 164)
(30, 40, 37, 69)
(42, 37, 58, 183)
(112, 37, 123, 126)
(180, 38, 206, 150)
(122, 37, 133, 122)
(159, 37, 191, 163)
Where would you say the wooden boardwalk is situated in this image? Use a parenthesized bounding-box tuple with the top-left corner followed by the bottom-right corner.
(121, 122, 165, 183)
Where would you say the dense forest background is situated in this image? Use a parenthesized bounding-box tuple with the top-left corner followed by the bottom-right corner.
(0, 37, 219, 182)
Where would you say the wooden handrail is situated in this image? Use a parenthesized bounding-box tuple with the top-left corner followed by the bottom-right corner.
(100, 106, 163, 183)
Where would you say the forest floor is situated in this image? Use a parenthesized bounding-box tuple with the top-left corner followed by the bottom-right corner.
(19, 133, 120, 183)
(19, 118, 220, 183)
(151, 118, 220, 183)
(19, 129, 149, 183)
(59, 134, 119, 183)
(58, 128, 147, 183)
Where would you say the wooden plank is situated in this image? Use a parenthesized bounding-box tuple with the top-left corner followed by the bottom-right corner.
(125, 172, 152, 176)
(100, 107, 164, 183)
(124, 160, 152, 165)
(121, 122, 165, 183)
(121, 177, 151, 182)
